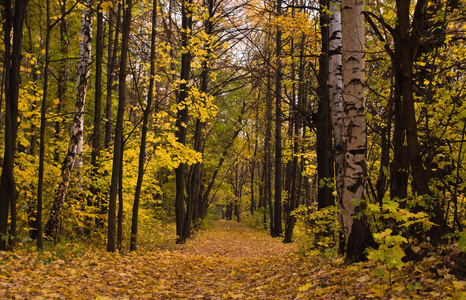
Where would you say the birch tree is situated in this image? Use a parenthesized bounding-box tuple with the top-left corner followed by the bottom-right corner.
(340, 0, 375, 262)
(329, 0, 343, 204)
(44, 0, 93, 238)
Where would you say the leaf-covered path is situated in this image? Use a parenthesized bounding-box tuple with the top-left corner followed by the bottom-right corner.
(1, 221, 307, 299)
(1, 221, 466, 299)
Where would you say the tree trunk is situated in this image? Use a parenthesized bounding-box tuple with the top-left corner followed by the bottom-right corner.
(130, 0, 157, 251)
(187, 0, 213, 232)
(250, 113, 259, 215)
(105, 0, 119, 149)
(264, 66, 274, 235)
(175, 0, 193, 244)
(283, 110, 300, 243)
(36, 0, 52, 250)
(283, 20, 302, 243)
(390, 95, 409, 200)
(316, 0, 335, 211)
(376, 123, 391, 203)
(107, 0, 132, 252)
(272, 0, 283, 237)
(88, 0, 104, 233)
(0, 0, 28, 250)
(44, 0, 93, 239)
(329, 0, 343, 205)
(54, 0, 69, 163)
(393, 0, 448, 243)
(341, 0, 376, 262)
(117, 146, 124, 250)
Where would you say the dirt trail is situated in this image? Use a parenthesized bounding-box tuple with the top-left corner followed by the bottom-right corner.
(181, 220, 297, 259)
(154, 220, 304, 299)
(3, 220, 463, 299)
(0, 221, 313, 299)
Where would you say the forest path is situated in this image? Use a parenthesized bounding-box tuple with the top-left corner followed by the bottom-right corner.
(2, 220, 460, 299)
(0, 220, 325, 299)
(163, 220, 303, 299)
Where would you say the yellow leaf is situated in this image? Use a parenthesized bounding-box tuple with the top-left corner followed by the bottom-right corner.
(369, 284, 387, 297)
(298, 283, 313, 291)
(453, 280, 466, 290)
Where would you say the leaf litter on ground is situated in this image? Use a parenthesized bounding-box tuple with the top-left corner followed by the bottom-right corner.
(1, 220, 465, 299)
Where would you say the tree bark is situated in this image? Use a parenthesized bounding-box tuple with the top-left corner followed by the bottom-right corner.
(272, 0, 283, 237)
(54, 0, 69, 163)
(329, 0, 343, 205)
(341, 0, 376, 262)
(0, 0, 28, 250)
(44, 0, 93, 239)
(187, 0, 213, 232)
(36, 0, 52, 250)
(264, 66, 274, 235)
(316, 0, 335, 211)
(88, 0, 104, 234)
(250, 111, 259, 215)
(175, 0, 193, 244)
(283, 20, 302, 243)
(105, 0, 119, 149)
(107, 0, 132, 252)
(393, 0, 448, 243)
(130, 0, 157, 251)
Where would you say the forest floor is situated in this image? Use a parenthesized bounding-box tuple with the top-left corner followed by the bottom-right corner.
(1, 220, 466, 299)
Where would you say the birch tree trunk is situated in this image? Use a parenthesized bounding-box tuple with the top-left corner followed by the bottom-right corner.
(44, 0, 93, 238)
(341, 0, 375, 262)
(329, 0, 343, 204)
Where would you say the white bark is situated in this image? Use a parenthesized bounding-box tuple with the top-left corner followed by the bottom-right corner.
(329, 0, 343, 205)
(341, 0, 366, 247)
(45, 0, 93, 237)
(72, 0, 93, 188)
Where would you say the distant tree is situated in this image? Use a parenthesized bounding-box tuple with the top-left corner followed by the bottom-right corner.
(130, 0, 158, 251)
(264, 65, 274, 235)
